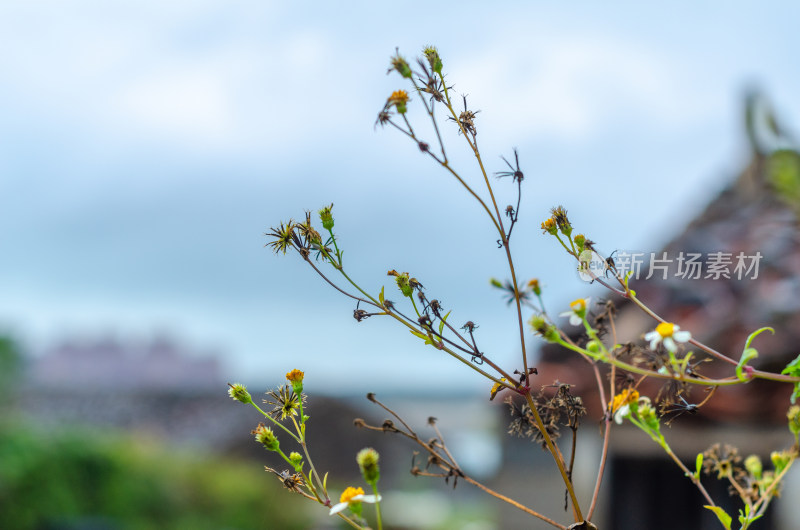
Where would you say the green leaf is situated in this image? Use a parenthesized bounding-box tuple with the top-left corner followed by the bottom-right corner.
(736, 327, 773, 381)
(379, 286, 385, 305)
(738, 505, 763, 528)
(744, 327, 774, 351)
(695, 453, 704, 478)
(704, 505, 732, 530)
(409, 329, 433, 345)
(781, 353, 800, 404)
(736, 349, 758, 381)
(438, 310, 451, 335)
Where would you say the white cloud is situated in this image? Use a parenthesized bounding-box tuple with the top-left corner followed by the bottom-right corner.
(113, 67, 237, 147)
(453, 31, 688, 142)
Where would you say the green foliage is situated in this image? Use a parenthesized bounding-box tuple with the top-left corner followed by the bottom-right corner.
(704, 505, 732, 530)
(781, 353, 800, 403)
(0, 335, 23, 392)
(735, 327, 773, 381)
(0, 420, 308, 530)
(768, 149, 800, 211)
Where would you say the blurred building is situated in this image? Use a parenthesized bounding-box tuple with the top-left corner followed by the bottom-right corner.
(10, 334, 507, 528)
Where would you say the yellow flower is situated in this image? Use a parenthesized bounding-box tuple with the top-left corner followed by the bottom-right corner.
(541, 217, 557, 234)
(340, 486, 364, 504)
(387, 90, 410, 113)
(286, 369, 304, 383)
(610, 388, 639, 413)
(329, 486, 381, 515)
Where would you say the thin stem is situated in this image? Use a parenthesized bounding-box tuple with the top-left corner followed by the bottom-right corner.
(336, 512, 366, 530)
(371, 483, 383, 530)
(566, 426, 578, 511)
(522, 391, 584, 522)
(460, 474, 567, 530)
(361, 397, 566, 529)
(299, 440, 327, 498)
(302, 253, 379, 307)
(588, 365, 613, 520)
(431, 420, 460, 470)
(250, 402, 301, 443)
(556, 338, 756, 387)
(663, 445, 716, 507)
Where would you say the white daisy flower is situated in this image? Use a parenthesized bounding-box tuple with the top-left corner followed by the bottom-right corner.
(644, 322, 691, 353)
(329, 486, 381, 515)
(559, 298, 590, 326)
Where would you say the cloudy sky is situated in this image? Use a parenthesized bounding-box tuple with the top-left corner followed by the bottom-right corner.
(2, 1, 799, 394)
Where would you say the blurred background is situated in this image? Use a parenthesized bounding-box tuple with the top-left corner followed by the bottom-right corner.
(2, 1, 800, 529)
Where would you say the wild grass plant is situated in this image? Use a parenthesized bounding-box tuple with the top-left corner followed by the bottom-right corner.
(229, 47, 800, 530)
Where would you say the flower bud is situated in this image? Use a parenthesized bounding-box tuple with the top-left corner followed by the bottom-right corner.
(529, 315, 559, 342)
(318, 204, 334, 231)
(541, 217, 558, 235)
(423, 46, 443, 74)
(252, 423, 280, 452)
(744, 454, 762, 479)
(289, 451, 304, 470)
(550, 205, 572, 237)
(573, 234, 586, 251)
(389, 52, 412, 78)
(286, 369, 305, 394)
(356, 447, 381, 486)
(227, 383, 252, 404)
(396, 272, 413, 297)
(527, 278, 541, 296)
(788, 405, 800, 439)
(387, 90, 410, 114)
(761, 471, 775, 494)
(771, 450, 790, 473)
(637, 400, 661, 432)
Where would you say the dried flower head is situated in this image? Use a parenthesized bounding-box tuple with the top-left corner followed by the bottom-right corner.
(296, 212, 322, 248)
(496, 149, 524, 183)
(448, 95, 479, 136)
(506, 383, 586, 447)
(264, 384, 306, 420)
(703, 443, 745, 482)
(265, 220, 296, 254)
(266, 466, 304, 492)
